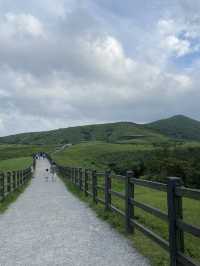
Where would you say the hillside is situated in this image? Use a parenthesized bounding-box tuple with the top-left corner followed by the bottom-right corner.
(0, 122, 167, 145)
(146, 115, 200, 141)
(1, 115, 200, 145)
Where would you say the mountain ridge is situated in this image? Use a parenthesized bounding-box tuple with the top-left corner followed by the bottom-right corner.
(0, 115, 200, 144)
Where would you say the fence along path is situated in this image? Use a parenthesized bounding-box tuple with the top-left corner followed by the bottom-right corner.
(56, 164, 200, 266)
(0, 159, 148, 266)
(0, 166, 32, 200)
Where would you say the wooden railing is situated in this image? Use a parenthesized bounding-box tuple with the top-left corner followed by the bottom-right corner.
(54, 162, 200, 266)
(0, 166, 32, 201)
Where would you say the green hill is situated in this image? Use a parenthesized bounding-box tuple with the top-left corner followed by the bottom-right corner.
(1, 115, 200, 145)
(146, 115, 200, 141)
(0, 122, 167, 145)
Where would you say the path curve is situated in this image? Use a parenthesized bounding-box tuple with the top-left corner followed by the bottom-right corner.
(0, 159, 149, 266)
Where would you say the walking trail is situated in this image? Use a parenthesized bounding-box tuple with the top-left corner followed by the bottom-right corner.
(0, 159, 149, 266)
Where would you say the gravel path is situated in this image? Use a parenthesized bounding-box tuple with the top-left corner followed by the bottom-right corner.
(0, 159, 149, 266)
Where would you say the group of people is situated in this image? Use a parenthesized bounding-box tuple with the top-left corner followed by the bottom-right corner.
(33, 152, 46, 160)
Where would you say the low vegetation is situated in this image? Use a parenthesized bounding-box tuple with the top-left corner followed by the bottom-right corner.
(0, 144, 56, 161)
(54, 139, 200, 265)
(59, 172, 200, 266)
(147, 115, 200, 141)
(53, 141, 200, 188)
(0, 157, 32, 171)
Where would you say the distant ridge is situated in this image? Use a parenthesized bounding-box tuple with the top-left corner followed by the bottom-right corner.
(0, 121, 166, 145)
(0, 115, 200, 145)
(145, 115, 200, 141)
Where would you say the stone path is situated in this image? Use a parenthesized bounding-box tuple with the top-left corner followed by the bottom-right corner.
(0, 159, 149, 266)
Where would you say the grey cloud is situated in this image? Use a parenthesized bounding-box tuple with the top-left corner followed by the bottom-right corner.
(0, 0, 200, 136)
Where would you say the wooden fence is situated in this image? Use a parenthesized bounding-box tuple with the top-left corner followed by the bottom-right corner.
(0, 166, 32, 201)
(54, 162, 200, 266)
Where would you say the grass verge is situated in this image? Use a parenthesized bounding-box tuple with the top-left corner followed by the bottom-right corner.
(0, 157, 32, 171)
(59, 174, 171, 266)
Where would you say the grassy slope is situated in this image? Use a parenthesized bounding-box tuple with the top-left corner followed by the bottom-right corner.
(146, 115, 200, 141)
(0, 144, 56, 161)
(54, 142, 200, 266)
(0, 157, 32, 171)
(52, 141, 154, 169)
(0, 122, 168, 145)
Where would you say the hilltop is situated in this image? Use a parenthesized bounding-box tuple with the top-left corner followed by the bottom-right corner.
(146, 115, 200, 141)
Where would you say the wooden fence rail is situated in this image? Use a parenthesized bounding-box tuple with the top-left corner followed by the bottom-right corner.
(0, 166, 32, 201)
(51, 159, 200, 266)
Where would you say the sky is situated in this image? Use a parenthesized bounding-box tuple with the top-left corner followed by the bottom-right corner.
(0, 0, 200, 136)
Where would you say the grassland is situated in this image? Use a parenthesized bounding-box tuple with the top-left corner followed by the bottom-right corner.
(54, 141, 200, 266)
(0, 144, 56, 161)
(53, 141, 154, 169)
(0, 157, 32, 171)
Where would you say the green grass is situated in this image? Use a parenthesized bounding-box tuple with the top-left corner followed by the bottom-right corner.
(59, 173, 200, 266)
(53, 141, 154, 169)
(0, 157, 32, 171)
(0, 143, 56, 161)
(54, 141, 200, 266)
(0, 179, 31, 213)
(147, 115, 200, 141)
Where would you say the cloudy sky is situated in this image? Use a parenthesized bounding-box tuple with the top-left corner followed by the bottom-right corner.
(0, 0, 200, 136)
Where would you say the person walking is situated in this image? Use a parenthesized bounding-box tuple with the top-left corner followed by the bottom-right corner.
(45, 168, 49, 182)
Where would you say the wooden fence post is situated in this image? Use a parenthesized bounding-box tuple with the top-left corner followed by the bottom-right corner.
(105, 170, 111, 211)
(84, 169, 88, 197)
(125, 171, 134, 234)
(75, 168, 78, 185)
(17, 171, 20, 187)
(167, 177, 184, 266)
(7, 172, 11, 193)
(79, 168, 83, 191)
(0, 173, 5, 200)
(72, 168, 75, 184)
(13, 171, 16, 191)
(20, 170, 23, 185)
(92, 170, 97, 204)
(70, 168, 73, 182)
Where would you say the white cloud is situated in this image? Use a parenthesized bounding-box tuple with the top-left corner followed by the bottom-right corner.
(157, 17, 200, 58)
(161, 35, 191, 57)
(0, 13, 45, 38)
(0, 1, 200, 136)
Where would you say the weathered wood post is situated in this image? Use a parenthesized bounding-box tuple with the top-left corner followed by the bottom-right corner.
(12, 171, 16, 190)
(0, 173, 5, 200)
(20, 170, 23, 185)
(22, 170, 25, 184)
(79, 168, 83, 191)
(75, 168, 78, 186)
(92, 170, 97, 204)
(125, 171, 134, 233)
(72, 168, 75, 184)
(105, 170, 111, 211)
(167, 177, 184, 266)
(7, 172, 11, 193)
(84, 169, 89, 197)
